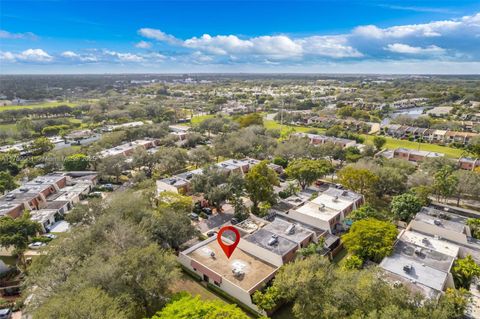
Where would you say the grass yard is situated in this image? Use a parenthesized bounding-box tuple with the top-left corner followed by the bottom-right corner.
(171, 272, 228, 303)
(265, 120, 466, 158)
(0, 101, 78, 112)
(361, 134, 466, 158)
(182, 115, 467, 159)
(0, 123, 19, 133)
(190, 114, 215, 125)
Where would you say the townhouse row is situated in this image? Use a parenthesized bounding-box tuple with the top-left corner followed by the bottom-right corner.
(381, 124, 478, 145)
(0, 172, 97, 232)
(179, 185, 364, 313)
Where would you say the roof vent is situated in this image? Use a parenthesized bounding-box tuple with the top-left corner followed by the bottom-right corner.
(403, 264, 413, 273)
(333, 196, 339, 202)
(434, 219, 442, 226)
(268, 234, 279, 246)
(210, 251, 216, 258)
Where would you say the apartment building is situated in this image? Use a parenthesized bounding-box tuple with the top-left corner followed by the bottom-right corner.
(379, 206, 480, 315)
(275, 187, 364, 234)
(179, 236, 278, 313)
(293, 132, 357, 148)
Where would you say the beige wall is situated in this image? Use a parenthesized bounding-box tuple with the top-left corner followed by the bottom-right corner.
(238, 239, 284, 267)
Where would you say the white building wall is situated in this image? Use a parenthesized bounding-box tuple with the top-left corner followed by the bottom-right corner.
(238, 239, 283, 267)
(278, 210, 332, 233)
(409, 221, 468, 245)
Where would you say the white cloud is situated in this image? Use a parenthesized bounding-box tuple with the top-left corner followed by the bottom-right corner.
(385, 43, 446, 54)
(104, 50, 144, 62)
(135, 41, 152, 49)
(18, 49, 53, 62)
(300, 36, 363, 58)
(0, 30, 38, 40)
(61, 51, 79, 58)
(0, 51, 16, 62)
(353, 13, 480, 39)
(138, 28, 179, 44)
(141, 29, 361, 59)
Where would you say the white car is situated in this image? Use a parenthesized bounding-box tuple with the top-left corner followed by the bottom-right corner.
(42, 234, 57, 240)
(28, 242, 46, 249)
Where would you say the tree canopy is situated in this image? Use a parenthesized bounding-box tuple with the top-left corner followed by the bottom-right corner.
(285, 158, 332, 190)
(342, 218, 397, 263)
(150, 293, 250, 319)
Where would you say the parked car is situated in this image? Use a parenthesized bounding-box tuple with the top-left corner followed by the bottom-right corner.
(103, 183, 114, 191)
(202, 207, 213, 215)
(231, 217, 239, 225)
(0, 308, 12, 319)
(188, 213, 199, 221)
(89, 191, 102, 198)
(207, 230, 217, 237)
(42, 234, 57, 240)
(28, 242, 46, 249)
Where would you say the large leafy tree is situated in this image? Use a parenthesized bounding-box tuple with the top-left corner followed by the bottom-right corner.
(245, 161, 278, 215)
(391, 193, 423, 222)
(454, 170, 480, 206)
(452, 255, 480, 289)
(0, 214, 40, 271)
(31, 137, 54, 156)
(151, 293, 250, 319)
(342, 218, 397, 263)
(285, 158, 332, 190)
(337, 166, 379, 195)
(64, 153, 90, 171)
(373, 136, 387, 151)
(433, 166, 458, 202)
(32, 287, 128, 319)
(349, 205, 382, 221)
(0, 171, 17, 193)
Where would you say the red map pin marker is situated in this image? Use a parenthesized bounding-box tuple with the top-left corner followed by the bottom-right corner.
(217, 226, 240, 258)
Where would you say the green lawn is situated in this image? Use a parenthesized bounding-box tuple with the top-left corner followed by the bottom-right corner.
(265, 120, 465, 158)
(190, 114, 215, 125)
(171, 272, 228, 303)
(361, 134, 465, 158)
(186, 115, 466, 159)
(0, 123, 19, 133)
(0, 101, 78, 112)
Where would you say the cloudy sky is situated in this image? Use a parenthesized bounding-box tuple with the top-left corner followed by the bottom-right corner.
(1, 0, 480, 74)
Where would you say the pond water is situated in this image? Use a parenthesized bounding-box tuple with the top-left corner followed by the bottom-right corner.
(382, 106, 428, 125)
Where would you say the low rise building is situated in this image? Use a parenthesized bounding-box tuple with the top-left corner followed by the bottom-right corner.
(380, 206, 480, 304)
(458, 157, 480, 171)
(98, 139, 158, 158)
(276, 187, 364, 234)
(293, 132, 357, 148)
(179, 236, 278, 313)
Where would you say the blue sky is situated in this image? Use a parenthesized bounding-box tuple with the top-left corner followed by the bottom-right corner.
(1, 0, 480, 74)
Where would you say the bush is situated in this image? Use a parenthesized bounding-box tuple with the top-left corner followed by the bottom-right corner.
(30, 236, 52, 243)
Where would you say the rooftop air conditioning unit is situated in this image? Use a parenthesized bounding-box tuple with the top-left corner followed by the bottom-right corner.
(268, 234, 279, 246)
(434, 219, 442, 226)
(285, 224, 296, 235)
(414, 247, 422, 255)
(403, 264, 413, 273)
(232, 268, 245, 277)
(318, 203, 326, 211)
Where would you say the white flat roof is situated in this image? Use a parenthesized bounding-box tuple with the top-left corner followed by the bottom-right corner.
(400, 230, 460, 258)
(311, 193, 353, 212)
(295, 201, 339, 221)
